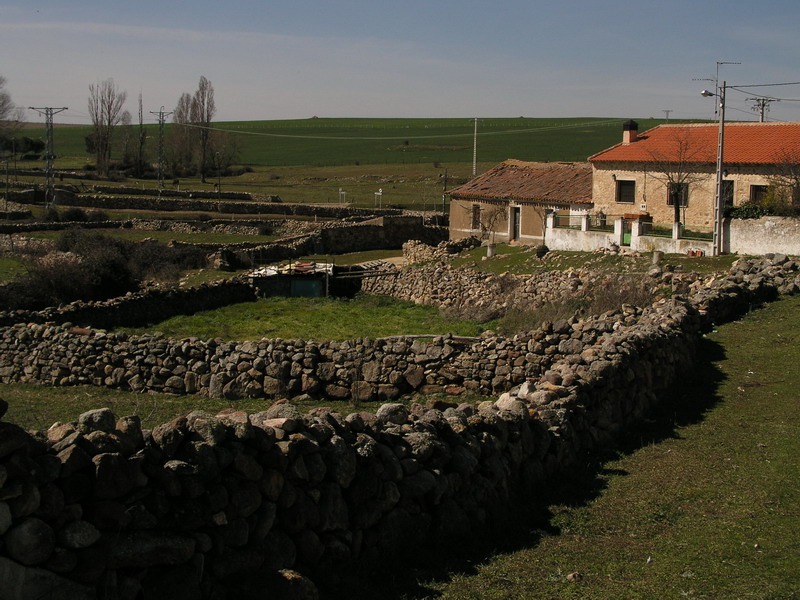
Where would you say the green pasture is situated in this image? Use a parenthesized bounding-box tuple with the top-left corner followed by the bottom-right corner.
(119, 294, 492, 341)
(19, 117, 682, 169)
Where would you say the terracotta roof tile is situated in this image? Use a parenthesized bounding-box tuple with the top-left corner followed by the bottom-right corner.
(448, 159, 593, 205)
(589, 121, 800, 165)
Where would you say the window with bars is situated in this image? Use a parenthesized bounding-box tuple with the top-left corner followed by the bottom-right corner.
(616, 180, 635, 203)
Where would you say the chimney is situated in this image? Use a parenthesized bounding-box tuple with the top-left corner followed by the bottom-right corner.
(622, 119, 639, 145)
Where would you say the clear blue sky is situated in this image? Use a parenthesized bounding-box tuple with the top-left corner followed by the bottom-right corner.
(2, 0, 799, 125)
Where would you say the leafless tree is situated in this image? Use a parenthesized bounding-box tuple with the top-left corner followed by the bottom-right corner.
(190, 76, 216, 183)
(135, 93, 148, 177)
(88, 78, 127, 176)
(646, 128, 712, 225)
(168, 92, 195, 175)
(767, 147, 800, 210)
(0, 76, 25, 140)
(479, 203, 508, 243)
(210, 131, 239, 174)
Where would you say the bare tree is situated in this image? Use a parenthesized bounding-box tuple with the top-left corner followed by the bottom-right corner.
(135, 93, 148, 177)
(88, 78, 127, 176)
(0, 75, 25, 140)
(767, 147, 800, 211)
(209, 131, 239, 174)
(646, 129, 712, 225)
(168, 92, 194, 176)
(190, 76, 216, 183)
(479, 203, 508, 243)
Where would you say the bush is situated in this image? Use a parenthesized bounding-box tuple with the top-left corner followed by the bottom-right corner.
(42, 206, 60, 222)
(86, 209, 109, 222)
(60, 207, 88, 222)
(726, 202, 771, 219)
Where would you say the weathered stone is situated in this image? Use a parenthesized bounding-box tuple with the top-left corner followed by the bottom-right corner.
(77, 408, 117, 434)
(375, 403, 409, 425)
(106, 532, 196, 569)
(5, 517, 55, 565)
(0, 556, 93, 600)
(57, 520, 101, 549)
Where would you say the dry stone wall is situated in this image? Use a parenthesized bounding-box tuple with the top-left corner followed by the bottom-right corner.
(0, 256, 798, 599)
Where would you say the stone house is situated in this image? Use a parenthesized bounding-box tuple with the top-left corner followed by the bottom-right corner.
(588, 120, 800, 232)
(448, 159, 593, 244)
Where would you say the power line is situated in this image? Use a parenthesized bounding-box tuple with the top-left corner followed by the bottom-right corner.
(28, 106, 68, 207)
(175, 118, 624, 142)
(149, 107, 173, 195)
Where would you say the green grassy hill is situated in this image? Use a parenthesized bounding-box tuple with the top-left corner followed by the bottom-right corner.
(23, 117, 685, 168)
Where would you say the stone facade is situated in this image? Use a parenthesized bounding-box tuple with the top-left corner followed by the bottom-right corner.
(591, 162, 773, 229)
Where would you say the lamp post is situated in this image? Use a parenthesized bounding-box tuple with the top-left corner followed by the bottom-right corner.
(702, 80, 726, 256)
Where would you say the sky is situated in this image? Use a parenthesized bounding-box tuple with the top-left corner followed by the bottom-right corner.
(2, 0, 800, 126)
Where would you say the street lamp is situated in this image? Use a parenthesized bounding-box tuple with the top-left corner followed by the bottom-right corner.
(701, 80, 727, 256)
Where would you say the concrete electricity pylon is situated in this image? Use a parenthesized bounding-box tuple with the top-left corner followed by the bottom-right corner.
(28, 106, 68, 207)
(747, 97, 777, 122)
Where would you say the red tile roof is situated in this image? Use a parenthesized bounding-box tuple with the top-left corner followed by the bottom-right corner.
(589, 122, 800, 165)
(448, 159, 592, 205)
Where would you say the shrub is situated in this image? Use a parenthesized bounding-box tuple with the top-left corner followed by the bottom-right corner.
(42, 206, 60, 222)
(86, 209, 109, 222)
(61, 207, 88, 222)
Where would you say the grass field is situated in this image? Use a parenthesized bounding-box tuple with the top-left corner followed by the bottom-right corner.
(23, 117, 681, 168)
(119, 294, 491, 341)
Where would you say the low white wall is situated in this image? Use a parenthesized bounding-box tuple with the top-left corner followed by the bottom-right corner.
(632, 235, 713, 255)
(728, 217, 800, 256)
(546, 227, 615, 251)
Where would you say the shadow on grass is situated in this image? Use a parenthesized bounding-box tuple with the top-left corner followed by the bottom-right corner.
(325, 337, 728, 600)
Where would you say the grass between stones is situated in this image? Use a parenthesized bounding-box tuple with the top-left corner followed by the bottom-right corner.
(450, 245, 740, 276)
(406, 293, 800, 600)
(119, 294, 493, 341)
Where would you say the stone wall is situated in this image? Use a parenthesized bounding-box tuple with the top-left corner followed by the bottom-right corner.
(727, 216, 800, 256)
(0, 279, 257, 330)
(0, 256, 797, 598)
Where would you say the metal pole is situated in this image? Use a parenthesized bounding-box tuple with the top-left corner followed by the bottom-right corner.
(472, 118, 478, 176)
(712, 82, 726, 256)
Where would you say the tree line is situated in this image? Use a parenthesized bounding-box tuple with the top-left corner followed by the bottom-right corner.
(0, 74, 238, 181)
(86, 75, 238, 181)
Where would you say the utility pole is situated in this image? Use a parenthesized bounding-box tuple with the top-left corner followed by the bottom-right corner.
(28, 106, 68, 208)
(747, 97, 777, 122)
(149, 106, 173, 196)
(472, 118, 478, 176)
(662, 110, 672, 121)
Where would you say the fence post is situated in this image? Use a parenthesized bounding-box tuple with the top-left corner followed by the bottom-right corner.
(546, 211, 555, 232)
(672, 221, 682, 240)
(613, 217, 625, 246)
(581, 213, 589, 232)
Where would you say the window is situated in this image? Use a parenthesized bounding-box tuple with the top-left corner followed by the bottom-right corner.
(667, 182, 689, 207)
(616, 180, 635, 204)
(750, 185, 769, 205)
(471, 204, 481, 229)
(721, 180, 734, 209)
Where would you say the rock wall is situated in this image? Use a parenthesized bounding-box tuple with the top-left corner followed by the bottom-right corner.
(0, 256, 797, 599)
(0, 279, 257, 330)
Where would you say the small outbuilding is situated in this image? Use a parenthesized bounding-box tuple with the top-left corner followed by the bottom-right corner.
(448, 160, 593, 245)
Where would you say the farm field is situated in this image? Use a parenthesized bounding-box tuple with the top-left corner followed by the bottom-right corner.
(23, 117, 679, 167)
(9, 117, 691, 210)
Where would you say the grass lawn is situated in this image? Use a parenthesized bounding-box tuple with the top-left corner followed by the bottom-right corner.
(119, 294, 492, 341)
(411, 293, 800, 600)
(0, 257, 26, 282)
